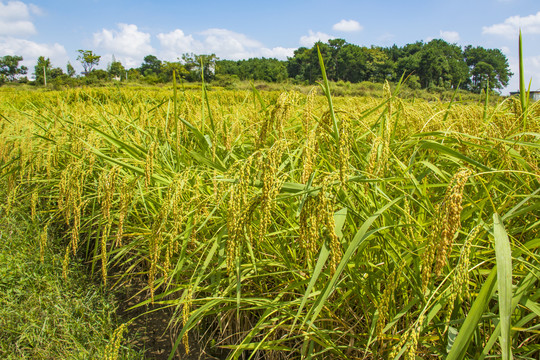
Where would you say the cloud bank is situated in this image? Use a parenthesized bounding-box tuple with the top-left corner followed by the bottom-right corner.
(0, 1, 67, 74)
(332, 19, 363, 32)
(483, 11, 540, 38)
(299, 30, 334, 47)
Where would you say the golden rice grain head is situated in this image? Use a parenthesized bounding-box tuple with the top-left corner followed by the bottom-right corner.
(405, 315, 424, 360)
(104, 322, 127, 360)
(39, 224, 48, 264)
(303, 90, 315, 133)
(31, 189, 38, 222)
(376, 262, 405, 342)
(444, 224, 482, 327)
(434, 168, 472, 275)
(338, 114, 352, 184)
(101, 223, 111, 286)
(145, 142, 156, 189)
(301, 129, 317, 183)
(182, 287, 193, 354)
(298, 196, 318, 265)
(367, 136, 382, 176)
(62, 245, 70, 281)
(315, 174, 342, 273)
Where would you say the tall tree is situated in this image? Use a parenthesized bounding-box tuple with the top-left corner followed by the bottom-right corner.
(66, 62, 76, 77)
(34, 56, 52, 85)
(140, 55, 162, 77)
(464, 46, 512, 91)
(160, 61, 188, 82)
(77, 50, 100, 74)
(416, 39, 468, 89)
(108, 57, 126, 79)
(366, 46, 395, 82)
(182, 53, 218, 82)
(336, 44, 368, 82)
(0, 55, 28, 81)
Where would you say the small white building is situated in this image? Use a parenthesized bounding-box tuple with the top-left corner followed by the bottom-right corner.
(510, 91, 540, 102)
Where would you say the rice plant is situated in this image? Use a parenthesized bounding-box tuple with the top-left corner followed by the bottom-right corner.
(0, 51, 539, 359)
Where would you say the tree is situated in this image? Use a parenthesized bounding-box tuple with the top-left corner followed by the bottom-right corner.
(182, 53, 218, 82)
(108, 57, 126, 79)
(66, 62, 76, 77)
(160, 61, 188, 82)
(336, 44, 368, 82)
(0, 55, 28, 81)
(287, 46, 319, 83)
(464, 46, 512, 91)
(326, 38, 346, 81)
(416, 39, 468, 89)
(77, 50, 100, 74)
(34, 56, 52, 85)
(140, 55, 162, 77)
(366, 46, 395, 82)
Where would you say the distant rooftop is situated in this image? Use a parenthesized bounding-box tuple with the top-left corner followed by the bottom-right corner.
(509, 91, 540, 101)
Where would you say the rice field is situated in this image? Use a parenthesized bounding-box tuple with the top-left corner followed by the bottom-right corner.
(0, 76, 539, 359)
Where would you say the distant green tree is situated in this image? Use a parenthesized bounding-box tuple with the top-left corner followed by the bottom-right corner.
(77, 50, 100, 75)
(216, 60, 240, 77)
(336, 44, 368, 82)
(416, 39, 468, 89)
(182, 53, 218, 82)
(464, 46, 512, 91)
(160, 61, 188, 82)
(326, 38, 346, 81)
(286, 46, 311, 82)
(34, 56, 52, 85)
(89, 69, 108, 80)
(366, 46, 395, 82)
(217, 58, 287, 82)
(66, 62, 76, 77)
(49, 67, 64, 78)
(287, 46, 319, 83)
(0, 55, 28, 81)
(140, 55, 162, 77)
(127, 68, 141, 81)
(108, 57, 126, 79)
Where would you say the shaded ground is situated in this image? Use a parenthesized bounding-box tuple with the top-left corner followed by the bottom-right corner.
(116, 280, 225, 360)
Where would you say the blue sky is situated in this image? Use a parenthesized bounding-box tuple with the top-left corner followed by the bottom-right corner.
(1, 0, 539, 93)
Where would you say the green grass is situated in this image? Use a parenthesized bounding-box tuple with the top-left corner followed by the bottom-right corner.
(0, 196, 143, 360)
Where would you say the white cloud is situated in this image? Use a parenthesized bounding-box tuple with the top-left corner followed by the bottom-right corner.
(0, 1, 38, 36)
(0, 19, 35, 36)
(521, 55, 540, 91)
(0, 1, 31, 19)
(332, 19, 363, 32)
(93, 23, 154, 68)
(259, 46, 295, 59)
(157, 29, 199, 59)
(378, 33, 395, 42)
(0, 36, 68, 73)
(157, 28, 295, 61)
(440, 30, 460, 43)
(482, 11, 540, 38)
(502, 54, 540, 94)
(0, 2, 66, 77)
(201, 28, 263, 60)
(299, 30, 334, 47)
(28, 4, 44, 16)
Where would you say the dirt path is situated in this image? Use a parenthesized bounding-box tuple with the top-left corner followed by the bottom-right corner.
(116, 281, 220, 360)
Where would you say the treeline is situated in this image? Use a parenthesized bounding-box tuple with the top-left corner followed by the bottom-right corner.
(286, 39, 512, 92)
(0, 38, 512, 92)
